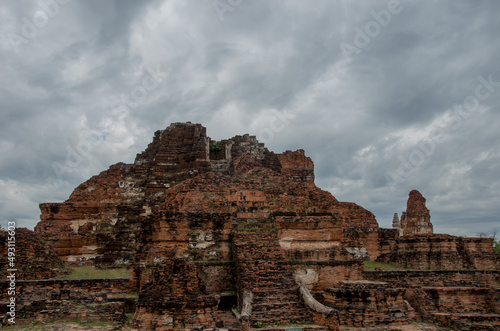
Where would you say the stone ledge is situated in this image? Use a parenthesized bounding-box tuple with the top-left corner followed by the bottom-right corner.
(0, 277, 129, 286)
(365, 270, 500, 276)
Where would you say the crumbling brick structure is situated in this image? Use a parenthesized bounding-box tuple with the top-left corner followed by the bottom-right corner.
(36, 123, 377, 267)
(399, 189, 433, 236)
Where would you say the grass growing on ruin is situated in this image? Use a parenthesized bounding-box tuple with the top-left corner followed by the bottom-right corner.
(7, 320, 114, 330)
(62, 266, 129, 279)
(494, 242, 500, 254)
(363, 261, 402, 270)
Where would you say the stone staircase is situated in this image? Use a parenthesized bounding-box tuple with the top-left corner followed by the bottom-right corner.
(232, 218, 317, 327)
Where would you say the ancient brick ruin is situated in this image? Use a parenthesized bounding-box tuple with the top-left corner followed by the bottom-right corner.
(398, 189, 433, 236)
(2, 122, 499, 330)
(381, 189, 499, 271)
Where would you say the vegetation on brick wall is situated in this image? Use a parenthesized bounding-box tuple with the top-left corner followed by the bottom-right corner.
(209, 140, 221, 152)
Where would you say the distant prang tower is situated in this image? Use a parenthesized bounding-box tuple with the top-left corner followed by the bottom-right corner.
(394, 190, 433, 236)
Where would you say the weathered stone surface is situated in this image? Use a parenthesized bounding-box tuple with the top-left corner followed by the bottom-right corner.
(0, 227, 64, 280)
(400, 190, 433, 236)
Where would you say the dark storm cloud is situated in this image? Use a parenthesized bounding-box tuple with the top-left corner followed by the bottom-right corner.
(0, 0, 499, 236)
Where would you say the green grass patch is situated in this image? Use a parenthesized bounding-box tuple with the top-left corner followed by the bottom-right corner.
(61, 266, 129, 279)
(6, 320, 114, 330)
(363, 261, 402, 270)
(494, 242, 500, 254)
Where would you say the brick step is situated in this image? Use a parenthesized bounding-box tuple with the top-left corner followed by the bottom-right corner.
(240, 281, 298, 290)
(253, 301, 304, 312)
(233, 229, 275, 233)
(237, 267, 292, 275)
(233, 221, 274, 226)
(237, 261, 293, 267)
(233, 235, 278, 241)
(239, 277, 296, 285)
(235, 245, 282, 249)
(253, 294, 300, 302)
(253, 307, 310, 318)
(235, 226, 275, 230)
(238, 266, 294, 273)
(252, 312, 312, 325)
(240, 262, 292, 268)
(234, 243, 278, 247)
(236, 257, 286, 262)
(237, 259, 288, 264)
(249, 286, 299, 298)
(233, 226, 275, 230)
(236, 252, 286, 258)
(253, 288, 300, 297)
(432, 312, 500, 322)
(239, 262, 291, 267)
(241, 286, 298, 293)
(233, 227, 276, 232)
(234, 242, 281, 247)
(236, 256, 287, 261)
(251, 325, 328, 331)
(422, 286, 494, 291)
(233, 238, 277, 242)
(239, 272, 295, 279)
(233, 218, 274, 223)
(238, 271, 291, 278)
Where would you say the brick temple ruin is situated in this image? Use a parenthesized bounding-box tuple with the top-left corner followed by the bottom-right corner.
(1, 122, 499, 330)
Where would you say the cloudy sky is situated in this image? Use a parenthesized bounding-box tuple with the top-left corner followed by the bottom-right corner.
(1, 0, 499, 236)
